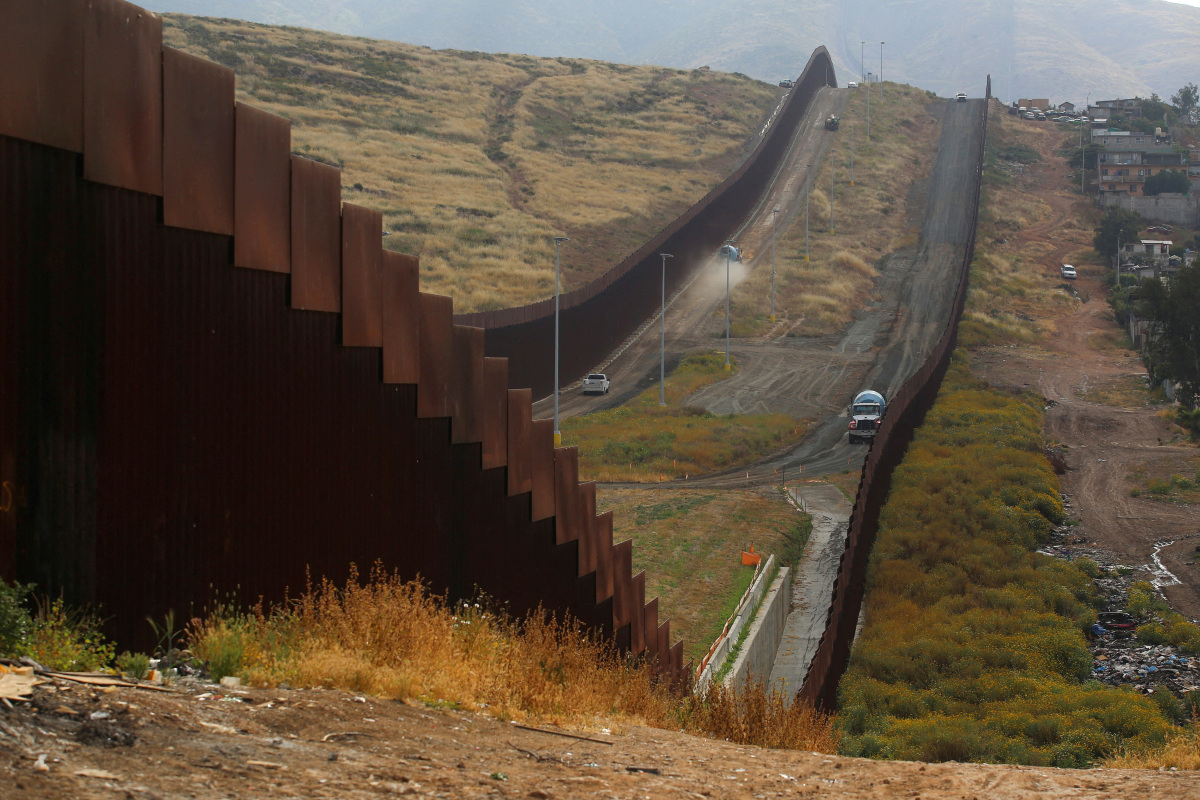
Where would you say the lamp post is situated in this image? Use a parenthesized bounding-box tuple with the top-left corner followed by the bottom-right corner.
(850, 115, 855, 185)
(553, 235, 569, 447)
(659, 252, 673, 405)
(861, 41, 866, 84)
(770, 209, 779, 322)
(722, 242, 734, 371)
(805, 163, 811, 262)
(830, 157, 835, 232)
(880, 42, 885, 98)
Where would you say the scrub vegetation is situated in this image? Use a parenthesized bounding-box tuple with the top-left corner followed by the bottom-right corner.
(560, 352, 800, 482)
(837, 352, 1172, 766)
(163, 15, 777, 312)
(187, 564, 838, 751)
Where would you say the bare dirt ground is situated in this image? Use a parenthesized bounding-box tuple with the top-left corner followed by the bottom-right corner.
(4, 677, 1198, 799)
(971, 121, 1200, 623)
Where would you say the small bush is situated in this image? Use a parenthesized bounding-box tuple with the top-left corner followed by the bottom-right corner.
(0, 578, 33, 656)
(1074, 558, 1100, 578)
(1127, 581, 1157, 619)
(115, 651, 152, 680)
(23, 597, 116, 672)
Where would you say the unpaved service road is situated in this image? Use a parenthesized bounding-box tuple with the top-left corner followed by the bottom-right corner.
(4, 679, 1197, 800)
(689, 97, 985, 486)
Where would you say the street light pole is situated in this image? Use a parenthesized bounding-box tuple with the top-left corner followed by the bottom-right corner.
(880, 42, 885, 98)
(771, 209, 778, 322)
(553, 235, 569, 447)
(861, 41, 865, 84)
(805, 163, 811, 262)
(830, 157, 835, 232)
(850, 115, 855, 185)
(659, 252, 673, 405)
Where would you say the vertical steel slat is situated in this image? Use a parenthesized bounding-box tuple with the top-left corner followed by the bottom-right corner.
(480, 358, 509, 470)
(289, 155, 342, 312)
(233, 103, 291, 272)
(162, 47, 234, 235)
(340, 203, 383, 347)
(83, 0, 162, 195)
(505, 389, 532, 496)
(0, 0, 85, 151)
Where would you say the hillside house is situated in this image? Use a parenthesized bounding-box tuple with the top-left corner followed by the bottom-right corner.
(1093, 98, 1143, 118)
(1093, 129, 1188, 198)
(1057, 101, 1076, 113)
(1019, 97, 1050, 110)
(1122, 240, 1173, 264)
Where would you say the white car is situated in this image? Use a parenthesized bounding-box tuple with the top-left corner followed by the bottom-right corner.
(955, 92, 967, 102)
(582, 373, 610, 394)
(1061, 264, 1077, 279)
(847, 81, 858, 88)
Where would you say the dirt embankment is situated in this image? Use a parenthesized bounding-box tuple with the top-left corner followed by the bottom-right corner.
(3, 677, 1197, 799)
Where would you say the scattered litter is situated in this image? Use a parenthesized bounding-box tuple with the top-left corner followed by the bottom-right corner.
(322, 731, 374, 742)
(247, 760, 287, 770)
(33, 754, 48, 772)
(626, 766, 661, 775)
(88, 710, 110, 720)
(510, 723, 614, 745)
(198, 721, 238, 735)
(75, 768, 122, 780)
(219, 676, 241, 689)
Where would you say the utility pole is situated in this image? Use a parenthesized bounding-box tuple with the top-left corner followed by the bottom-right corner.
(830, 156, 835, 232)
(866, 72, 872, 139)
(850, 115, 855, 185)
(861, 41, 866, 85)
(880, 42, 885, 98)
(723, 242, 734, 370)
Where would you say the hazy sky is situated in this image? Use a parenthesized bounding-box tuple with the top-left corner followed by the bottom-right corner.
(1166, 0, 1200, 5)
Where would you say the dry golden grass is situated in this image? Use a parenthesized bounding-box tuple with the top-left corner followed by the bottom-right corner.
(189, 563, 837, 751)
(163, 16, 777, 312)
(731, 83, 942, 337)
(598, 485, 811, 664)
(1103, 721, 1200, 770)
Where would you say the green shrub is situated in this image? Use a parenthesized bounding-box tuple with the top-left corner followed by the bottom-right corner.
(115, 651, 151, 680)
(0, 578, 33, 656)
(1127, 581, 1157, 618)
(1075, 558, 1100, 578)
(22, 598, 116, 672)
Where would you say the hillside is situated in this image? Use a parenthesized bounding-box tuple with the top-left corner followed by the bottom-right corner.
(148, 0, 1200, 106)
(162, 15, 778, 312)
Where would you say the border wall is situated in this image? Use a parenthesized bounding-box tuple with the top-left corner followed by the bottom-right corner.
(455, 49, 837, 397)
(797, 81, 992, 711)
(0, 0, 685, 680)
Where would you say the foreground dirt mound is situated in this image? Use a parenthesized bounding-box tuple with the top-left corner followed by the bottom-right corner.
(2, 679, 1196, 799)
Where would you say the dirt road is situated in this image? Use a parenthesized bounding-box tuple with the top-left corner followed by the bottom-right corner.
(4, 678, 1196, 799)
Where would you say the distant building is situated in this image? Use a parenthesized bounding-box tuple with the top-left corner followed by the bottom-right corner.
(1057, 101, 1076, 113)
(1018, 97, 1050, 110)
(1094, 98, 1143, 118)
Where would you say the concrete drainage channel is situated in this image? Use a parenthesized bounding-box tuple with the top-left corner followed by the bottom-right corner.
(694, 484, 853, 693)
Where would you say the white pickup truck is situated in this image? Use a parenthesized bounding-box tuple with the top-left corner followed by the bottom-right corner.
(1061, 264, 1077, 279)
(581, 373, 610, 395)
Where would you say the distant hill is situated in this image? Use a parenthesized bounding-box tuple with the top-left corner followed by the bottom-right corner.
(144, 0, 1200, 104)
(161, 15, 777, 312)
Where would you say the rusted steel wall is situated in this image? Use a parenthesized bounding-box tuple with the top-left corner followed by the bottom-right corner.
(455, 49, 837, 397)
(0, 0, 683, 681)
(798, 78, 992, 712)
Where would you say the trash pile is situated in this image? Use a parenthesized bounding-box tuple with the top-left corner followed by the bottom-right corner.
(1090, 639, 1200, 696)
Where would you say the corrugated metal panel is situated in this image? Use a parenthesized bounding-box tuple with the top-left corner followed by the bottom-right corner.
(162, 47, 234, 235)
(417, 293, 453, 418)
(611, 539, 633, 629)
(505, 389, 532, 496)
(480, 359, 508, 470)
(233, 103, 290, 272)
(340, 203, 383, 347)
(381, 251, 420, 383)
(83, 0, 162, 195)
(0, 0, 84, 151)
(290, 155, 342, 312)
